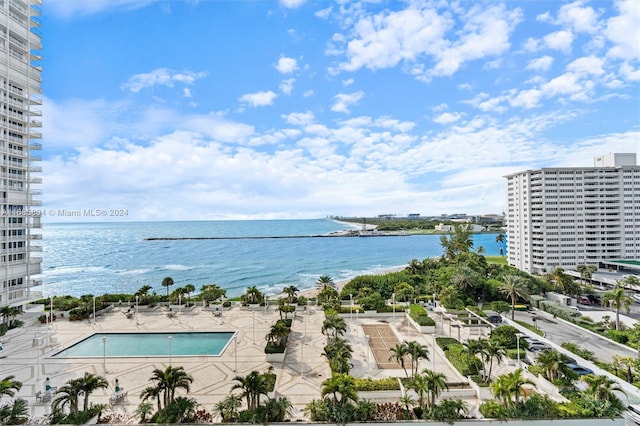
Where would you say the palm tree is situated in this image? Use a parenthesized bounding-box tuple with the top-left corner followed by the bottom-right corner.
(576, 264, 597, 286)
(321, 312, 347, 339)
(244, 286, 263, 305)
(545, 267, 579, 295)
(160, 396, 199, 423)
(0, 376, 22, 399)
(266, 321, 290, 346)
(231, 370, 272, 411)
(149, 366, 194, 410)
(440, 224, 474, 259)
(451, 266, 480, 294)
(140, 385, 163, 412)
(133, 401, 154, 423)
(322, 337, 353, 374)
(53, 381, 83, 416)
(406, 341, 430, 378)
(316, 275, 336, 291)
(499, 275, 529, 320)
(263, 396, 293, 422)
(213, 394, 243, 422)
(422, 369, 448, 410)
(320, 373, 358, 406)
(408, 372, 429, 412)
(76, 372, 108, 411)
(490, 368, 532, 407)
(388, 342, 410, 377)
(136, 285, 153, 296)
(0, 306, 19, 327)
(183, 284, 195, 305)
(283, 285, 299, 304)
(463, 338, 487, 376)
(398, 394, 416, 419)
(602, 284, 633, 330)
(161, 277, 174, 297)
(534, 349, 575, 382)
(484, 340, 505, 382)
(406, 259, 424, 275)
(0, 398, 29, 425)
(496, 233, 505, 255)
(581, 374, 626, 402)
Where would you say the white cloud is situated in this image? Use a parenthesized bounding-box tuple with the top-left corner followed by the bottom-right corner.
(331, 91, 364, 114)
(279, 79, 295, 95)
(275, 57, 299, 74)
(567, 56, 605, 76)
(605, 0, 640, 61)
(302, 90, 314, 98)
(342, 78, 355, 86)
(283, 111, 315, 126)
(543, 30, 574, 53)
(121, 68, 207, 93)
(526, 55, 554, 72)
(279, 0, 305, 9)
(316, 6, 332, 19)
(509, 89, 543, 109)
(45, 0, 160, 18)
(239, 91, 278, 107)
(556, 1, 601, 33)
(433, 112, 462, 124)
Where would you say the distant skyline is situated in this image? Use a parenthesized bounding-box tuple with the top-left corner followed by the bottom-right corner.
(41, 0, 639, 222)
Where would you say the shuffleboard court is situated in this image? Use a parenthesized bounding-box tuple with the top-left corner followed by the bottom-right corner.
(361, 324, 402, 369)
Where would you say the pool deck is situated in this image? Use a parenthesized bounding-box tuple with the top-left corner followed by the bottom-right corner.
(0, 304, 465, 421)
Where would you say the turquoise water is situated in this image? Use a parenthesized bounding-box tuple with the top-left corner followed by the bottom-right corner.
(52, 332, 235, 357)
(40, 219, 505, 298)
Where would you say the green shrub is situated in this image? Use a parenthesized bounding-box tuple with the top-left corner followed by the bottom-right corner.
(354, 377, 400, 391)
(436, 337, 460, 351)
(505, 349, 525, 360)
(409, 304, 435, 326)
(265, 337, 288, 354)
(445, 344, 481, 376)
(606, 329, 629, 344)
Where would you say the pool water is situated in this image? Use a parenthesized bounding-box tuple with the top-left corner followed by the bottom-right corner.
(52, 332, 235, 358)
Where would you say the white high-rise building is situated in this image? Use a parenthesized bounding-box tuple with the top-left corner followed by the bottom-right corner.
(505, 153, 640, 274)
(0, 0, 43, 309)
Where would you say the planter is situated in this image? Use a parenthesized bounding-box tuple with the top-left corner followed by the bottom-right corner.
(265, 351, 286, 363)
(406, 313, 435, 334)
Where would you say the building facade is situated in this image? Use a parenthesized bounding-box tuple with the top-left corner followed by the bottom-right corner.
(0, 0, 42, 309)
(505, 153, 640, 274)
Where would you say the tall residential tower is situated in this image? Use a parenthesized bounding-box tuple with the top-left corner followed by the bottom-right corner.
(0, 0, 42, 309)
(505, 153, 640, 274)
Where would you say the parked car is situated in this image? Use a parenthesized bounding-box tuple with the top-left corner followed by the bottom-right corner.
(566, 363, 593, 376)
(587, 294, 601, 304)
(527, 341, 552, 352)
(632, 294, 640, 304)
(577, 296, 591, 305)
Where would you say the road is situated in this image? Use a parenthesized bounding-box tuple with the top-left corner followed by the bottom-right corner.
(512, 309, 637, 364)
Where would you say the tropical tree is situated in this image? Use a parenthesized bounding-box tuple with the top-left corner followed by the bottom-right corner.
(422, 369, 448, 410)
(393, 282, 415, 304)
(398, 394, 416, 419)
(183, 284, 195, 305)
(266, 320, 290, 346)
(158, 396, 199, 424)
(316, 275, 336, 291)
(463, 338, 488, 376)
(451, 266, 480, 294)
(406, 259, 425, 275)
(440, 225, 474, 259)
(53, 381, 82, 416)
(200, 284, 226, 304)
(534, 350, 576, 383)
(408, 371, 429, 412)
(133, 401, 154, 423)
(231, 370, 272, 411)
(161, 277, 174, 297)
(490, 368, 533, 407)
(140, 385, 162, 412)
(322, 337, 353, 374)
(0, 376, 22, 399)
(283, 285, 299, 304)
(261, 396, 293, 422)
(430, 398, 468, 423)
(149, 366, 194, 410)
(499, 275, 530, 320)
(545, 267, 580, 296)
(406, 341, 430, 378)
(277, 299, 296, 320)
(321, 373, 358, 406)
(581, 374, 626, 402)
(0, 398, 29, 425)
(576, 264, 597, 286)
(484, 340, 505, 382)
(135, 285, 153, 297)
(321, 311, 347, 339)
(602, 284, 633, 330)
(496, 234, 505, 255)
(243, 286, 264, 305)
(213, 394, 243, 422)
(388, 342, 410, 377)
(0, 306, 19, 327)
(76, 372, 108, 411)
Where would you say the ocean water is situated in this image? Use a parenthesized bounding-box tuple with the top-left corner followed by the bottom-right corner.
(40, 219, 504, 298)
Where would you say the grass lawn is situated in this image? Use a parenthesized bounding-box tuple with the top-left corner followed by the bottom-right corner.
(485, 256, 508, 265)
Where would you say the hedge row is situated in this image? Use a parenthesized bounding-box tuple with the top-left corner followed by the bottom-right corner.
(408, 304, 435, 326)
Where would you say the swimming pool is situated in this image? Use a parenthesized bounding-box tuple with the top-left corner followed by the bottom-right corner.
(52, 332, 235, 358)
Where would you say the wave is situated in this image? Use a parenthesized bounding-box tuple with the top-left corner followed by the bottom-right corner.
(163, 264, 190, 271)
(117, 268, 153, 276)
(42, 266, 107, 277)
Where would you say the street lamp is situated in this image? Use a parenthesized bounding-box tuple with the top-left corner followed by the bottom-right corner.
(432, 333, 436, 371)
(366, 335, 371, 370)
(135, 295, 139, 316)
(102, 336, 107, 374)
(532, 314, 538, 331)
(168, 336, 173, 366)
(93, 296, 96, 323)
(350, 294, 353, 323)
(252, 311, 255, 344)
(516, 333, 524, 367)
(50, 296, 53, 324)
(233, 334, 238, 372)
(392, 293, 396, 322)
(179, 294, 182, 314)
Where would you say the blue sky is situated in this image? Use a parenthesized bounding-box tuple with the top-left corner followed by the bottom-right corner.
(41, 0, 639, 221)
